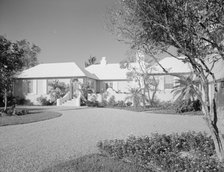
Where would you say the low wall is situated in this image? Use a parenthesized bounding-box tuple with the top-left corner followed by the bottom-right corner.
(88, 88, 131, 103)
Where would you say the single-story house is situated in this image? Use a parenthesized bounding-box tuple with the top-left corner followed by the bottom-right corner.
(14, 56, 192, 106)
(14, 62, 98, 106)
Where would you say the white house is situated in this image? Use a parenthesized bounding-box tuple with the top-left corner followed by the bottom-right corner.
(14, 57, 192, 106)
(14, 62, 98, 105)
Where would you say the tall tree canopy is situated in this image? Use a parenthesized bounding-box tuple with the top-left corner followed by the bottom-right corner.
(17, 39, 40, 69)
(0, 35, 41, 110)
(107, 0, 224, 161)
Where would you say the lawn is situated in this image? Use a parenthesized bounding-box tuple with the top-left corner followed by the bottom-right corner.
(0, 109, 62, 126)
(42, 154, 149, 172)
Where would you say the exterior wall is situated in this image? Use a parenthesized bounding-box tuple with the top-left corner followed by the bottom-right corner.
(94, 75, 179, 102)
(37, 79, 47, 95)
(84, 78, 96, 92)
(98, 80, 138, 93)
(14, 78, 84, 105)
(14, 79, 49, 105)
(155, 75, 179, 102)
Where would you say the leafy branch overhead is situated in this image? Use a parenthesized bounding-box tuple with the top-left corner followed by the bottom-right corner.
(107, 0, 224, 162)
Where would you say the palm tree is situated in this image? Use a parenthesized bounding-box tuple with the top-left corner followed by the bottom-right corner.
(126, 88, 142, 108)
(172, 74, 201, 102)
(85, 56, 97, 67)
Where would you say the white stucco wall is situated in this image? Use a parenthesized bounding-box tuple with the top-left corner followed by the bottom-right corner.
(14, 78, 76, 105)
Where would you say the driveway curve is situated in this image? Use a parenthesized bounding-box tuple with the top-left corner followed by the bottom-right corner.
(0, 107, 209, 172)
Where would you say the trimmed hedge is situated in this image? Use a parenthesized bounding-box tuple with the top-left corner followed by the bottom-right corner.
(97, 132, 224, 171)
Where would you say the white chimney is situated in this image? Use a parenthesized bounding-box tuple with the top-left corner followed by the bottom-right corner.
(100, 57, 107, 65)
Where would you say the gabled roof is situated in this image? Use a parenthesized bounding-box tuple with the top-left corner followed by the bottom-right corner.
(15, 62, 98, 80)
(85, 57, 192, 80)
(85, 63, 129, 80)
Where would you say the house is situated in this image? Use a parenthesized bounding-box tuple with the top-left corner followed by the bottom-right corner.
(85, 57, 192, 102)
(14, 62, 98, 106)
(14, 57, 192, 106)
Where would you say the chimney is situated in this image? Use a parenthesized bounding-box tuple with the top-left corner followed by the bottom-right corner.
(100, 57, 107, 65)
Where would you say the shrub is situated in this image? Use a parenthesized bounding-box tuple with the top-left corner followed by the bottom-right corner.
(15, 97, 33, 105)
(0, 108, 29, 116)
(97, 132, 224, 171)
(98, 99, 107, 107)
(117, 100, 126, 107)
(48, 80, 69, 103)
(37, 96, 54, 106)
(126, 101, 132, 107)
(175, 100, 201, 113)
(157, 101, 175, 110)
(86, 100, 98, 107)
(108, 96, 116, 106)
(16, 109, 29, 116)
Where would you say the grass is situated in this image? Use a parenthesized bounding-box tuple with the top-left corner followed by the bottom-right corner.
(0, 110, 62, 126)
(42, 153, 150, 172)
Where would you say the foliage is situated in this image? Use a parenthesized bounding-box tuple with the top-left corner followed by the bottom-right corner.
(121, 50, 159, 106)
(107, 0, 224, 161)
(80, 82, 93, 103)
(15, 97, 33, 106)
(156, 100, 202, 113)
(172, 74, 201, 102)
(125, 88, 141, 107)
(86, 94, 99, 107)
(0, 35, 40, 111)
(97, 132, 224, 171)
(176, 99, 202, 113)
(37, 96, 54, 106)
(42, 154, 148, 172)
(108, 95, 116, 106)
(85, 56, 97, 67)
(0, 111, 61, 126)
(17, 39, 40, 69)
(117, 100, 126, 107)
(48, 80, 69, 103)
(86, 100, 99, 107)
(126, 101, 132, 107)
(0, 35, 24, 110)
(98, 99, 108, 107)
(0, 108, 29, 116)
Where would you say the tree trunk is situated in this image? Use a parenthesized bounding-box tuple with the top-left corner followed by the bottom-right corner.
(202, 81, 224, 162)
(204, 110, 224, 162)
(4, 88, 7, 111)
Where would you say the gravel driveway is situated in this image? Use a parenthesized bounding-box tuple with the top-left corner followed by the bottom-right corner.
(0, 107, 209, 172)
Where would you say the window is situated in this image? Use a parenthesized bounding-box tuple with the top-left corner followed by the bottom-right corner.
(164, 75, 174, 89)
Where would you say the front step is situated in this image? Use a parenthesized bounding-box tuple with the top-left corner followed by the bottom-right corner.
(61, 98, 80, 106)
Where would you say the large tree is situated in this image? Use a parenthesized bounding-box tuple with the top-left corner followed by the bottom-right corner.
(0, 36, 24, 110)
(0, 36, 41, 110)
(17, 39, 40, 69)
(107, 0, 224, 161)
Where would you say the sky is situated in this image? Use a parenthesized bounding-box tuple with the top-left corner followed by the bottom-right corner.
(0, 0, 130, 67)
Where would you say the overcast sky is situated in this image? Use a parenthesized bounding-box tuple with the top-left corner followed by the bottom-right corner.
(0, 0, 130, 66)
